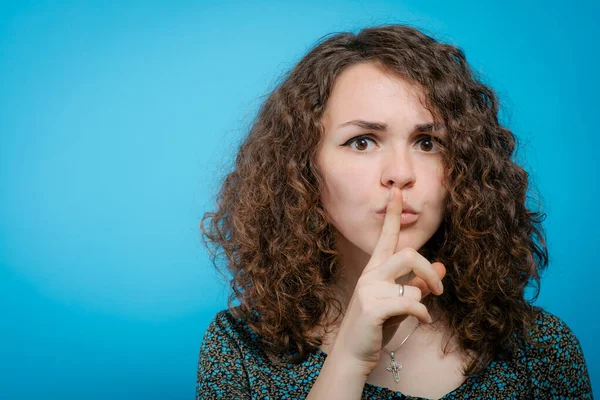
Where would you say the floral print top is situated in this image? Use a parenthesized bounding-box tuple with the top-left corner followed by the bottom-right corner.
(196, 306, 593, 399)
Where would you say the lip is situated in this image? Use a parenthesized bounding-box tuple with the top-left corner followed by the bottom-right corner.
(376, 203, 418, 215)
(377, 211, 419, 225)
(376, 203, 419, 225)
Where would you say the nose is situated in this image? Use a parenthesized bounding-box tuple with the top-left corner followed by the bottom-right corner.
(380, 148, 416, 189)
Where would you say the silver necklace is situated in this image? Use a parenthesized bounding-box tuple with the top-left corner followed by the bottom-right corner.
(381, 321, 422, 383)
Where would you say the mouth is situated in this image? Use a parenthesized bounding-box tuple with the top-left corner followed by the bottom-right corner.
(377, 211, 419, 224)
(376, 203, 418, 215)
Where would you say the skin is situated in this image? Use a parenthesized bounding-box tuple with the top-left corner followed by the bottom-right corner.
(316, 61, 448, 300)
(310, 61, 453, 382)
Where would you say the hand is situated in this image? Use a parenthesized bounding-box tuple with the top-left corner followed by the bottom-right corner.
(330, 186, 446, 376)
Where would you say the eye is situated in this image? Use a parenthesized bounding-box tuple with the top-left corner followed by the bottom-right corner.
(342, 135, 378, 152)
(415, 135, 444, 153)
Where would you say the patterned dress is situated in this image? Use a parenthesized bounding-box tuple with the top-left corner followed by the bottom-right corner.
(196, 306, 593, 399)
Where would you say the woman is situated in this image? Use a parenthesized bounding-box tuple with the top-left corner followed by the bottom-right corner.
(196, 24, 593, 399)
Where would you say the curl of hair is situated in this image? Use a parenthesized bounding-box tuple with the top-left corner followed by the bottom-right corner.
(201, 24, 549, 375)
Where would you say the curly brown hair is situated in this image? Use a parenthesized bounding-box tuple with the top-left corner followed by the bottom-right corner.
(200, 24, 549, 376)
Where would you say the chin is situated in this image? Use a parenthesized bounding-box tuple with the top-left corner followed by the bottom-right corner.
(360, 237, 426, 256)
(394, 239, 427, 253)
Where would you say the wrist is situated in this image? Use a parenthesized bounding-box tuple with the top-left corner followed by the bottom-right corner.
(308, 350, 369, 399)
(326, 346, 374, 379)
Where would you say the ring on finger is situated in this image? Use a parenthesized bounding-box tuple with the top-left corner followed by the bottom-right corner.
(398, 284, 404, 297)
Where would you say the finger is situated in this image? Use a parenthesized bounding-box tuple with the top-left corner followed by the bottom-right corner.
(365, 186, 403, 271)
(371, 248, 444, 296)
(376, 297, 433, 325)
(407, 262, 446, 297)
(361, 281, 423, 302)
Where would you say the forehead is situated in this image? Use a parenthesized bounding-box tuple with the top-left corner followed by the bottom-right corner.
(322, 62, 434, 128)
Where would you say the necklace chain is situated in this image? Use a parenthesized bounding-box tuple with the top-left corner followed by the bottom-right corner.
(381, 321, 422, 384)
(382, 321, 422, 354)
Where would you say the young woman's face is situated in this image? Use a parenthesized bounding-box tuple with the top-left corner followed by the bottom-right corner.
(316, 62, 448, 258)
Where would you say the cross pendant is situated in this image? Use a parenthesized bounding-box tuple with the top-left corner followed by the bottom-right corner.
(386, 351, 403, 383)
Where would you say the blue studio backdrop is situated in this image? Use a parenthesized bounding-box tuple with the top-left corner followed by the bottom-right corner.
(0, 1, 597, 399)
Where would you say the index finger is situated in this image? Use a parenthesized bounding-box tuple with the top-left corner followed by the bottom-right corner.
(365, 186, 403, 271)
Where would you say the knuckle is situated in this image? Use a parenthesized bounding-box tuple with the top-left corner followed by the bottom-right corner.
(359, 268, 376, 281)
(397, 296, 412, 312)
(413, 286, 423, 300)
(400, 247, 419, 263)
(356, 275, 374, 290)
(407, 299, 426, 315)
(359, 299, 378, 317)
(408, 301, 425, 317)
(406, 299, 420, 312)
(355, 283, 370, 298)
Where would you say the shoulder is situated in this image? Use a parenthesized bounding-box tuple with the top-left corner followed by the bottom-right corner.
(196, 307, 264, 398)
(205, 307, 255, 337)
(517, 306, 593, 398)
(202, 306, 262, 352)
(524, 306, 584, 357)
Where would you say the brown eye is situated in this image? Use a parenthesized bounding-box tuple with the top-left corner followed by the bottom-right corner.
(420, 138, 433, 151)
(416, 135, 442, 153)
(343, 135, 377, 152)
(355, 138, 369, 151)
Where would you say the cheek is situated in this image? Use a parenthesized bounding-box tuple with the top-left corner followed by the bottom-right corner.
(319, 163, 372, 223)
(421, 168, 448, 219)
(321, 170, 357, 213)
(429, 162, 447, 196)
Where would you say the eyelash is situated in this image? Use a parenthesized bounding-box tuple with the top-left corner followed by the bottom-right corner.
(342, 134, 444, 152)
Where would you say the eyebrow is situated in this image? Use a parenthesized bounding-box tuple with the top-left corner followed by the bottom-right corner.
(337, 119, 446, 134)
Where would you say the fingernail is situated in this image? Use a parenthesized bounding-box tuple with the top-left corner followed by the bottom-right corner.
(428, 314, 433, 324)
(437, 281, 444, 294)
(389, 189, 394, 201)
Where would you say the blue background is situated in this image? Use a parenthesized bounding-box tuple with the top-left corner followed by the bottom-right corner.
(1, 1, 597, 398)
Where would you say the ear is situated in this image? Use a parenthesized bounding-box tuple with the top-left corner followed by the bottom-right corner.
(408, 262, 446, 298)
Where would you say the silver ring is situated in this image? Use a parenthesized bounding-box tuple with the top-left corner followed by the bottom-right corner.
(398, 284, 404, 297)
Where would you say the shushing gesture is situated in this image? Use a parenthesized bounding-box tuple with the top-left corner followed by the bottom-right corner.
(330, 186, 446, 376)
